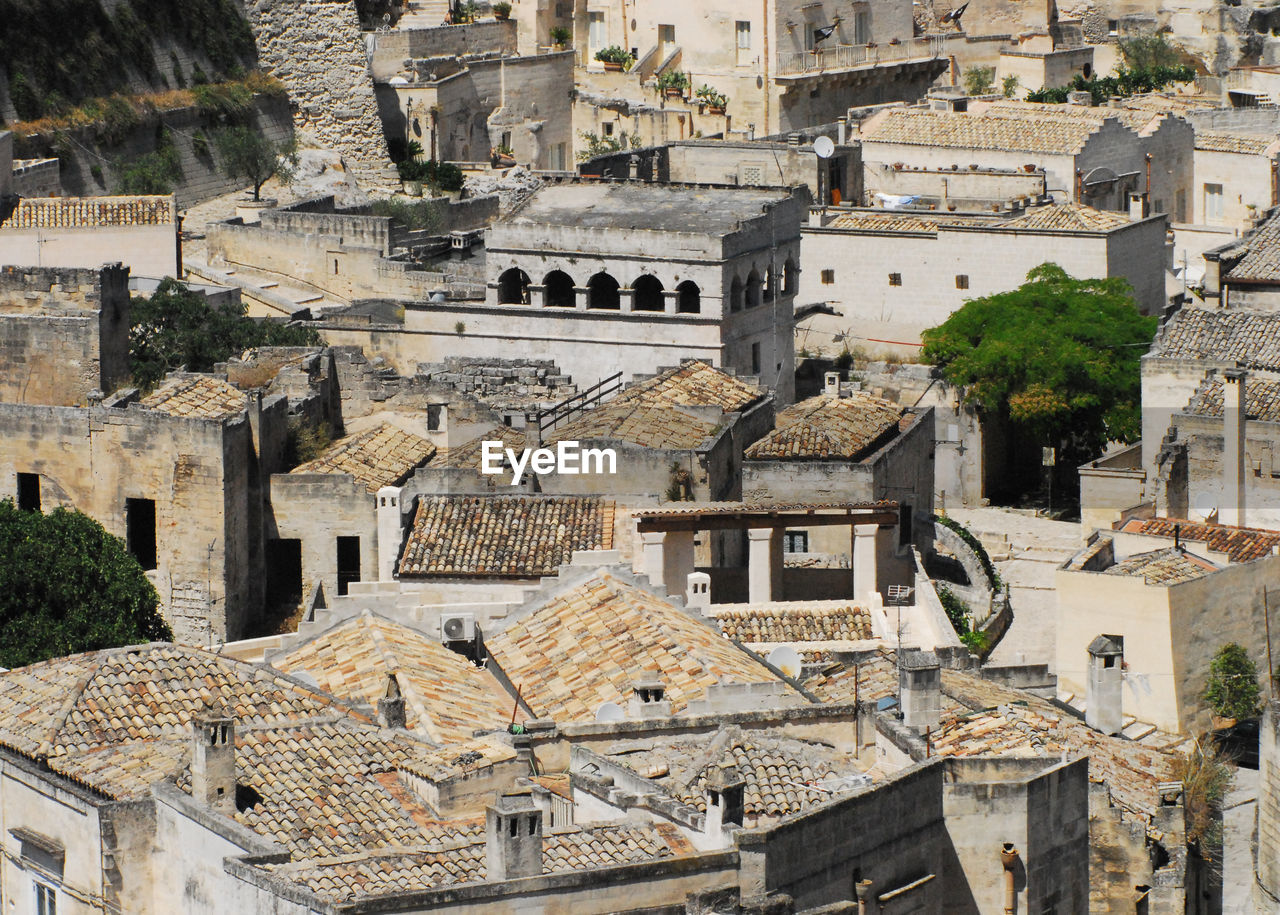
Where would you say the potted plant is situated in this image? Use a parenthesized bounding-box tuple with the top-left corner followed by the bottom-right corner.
(550, 26, 571, 49)
(696, 84, 728, 114)
(492, 1, 511, 20)
(1204, 642, 1262, 729)
(657, 70, 689, 99)
(595, 45, 634, 72)
(491, 143, 516, 167)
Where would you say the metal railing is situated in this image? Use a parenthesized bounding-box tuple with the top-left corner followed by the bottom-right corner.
(775, 37, 942, 76)
(534, 371, 623, 441)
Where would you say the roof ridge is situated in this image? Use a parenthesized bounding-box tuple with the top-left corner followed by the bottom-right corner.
(36, 657, 104, 759)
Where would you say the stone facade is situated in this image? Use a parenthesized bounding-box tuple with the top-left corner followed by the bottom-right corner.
(241, 0, 395, 185)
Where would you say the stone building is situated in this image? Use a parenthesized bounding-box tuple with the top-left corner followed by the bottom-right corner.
(0, 195, 179, 279)
(1206, 208, 1280, 310)
(483, 182, 804, 404)
(857, 99, 1195, 220)
(799, 201, 1169, 350)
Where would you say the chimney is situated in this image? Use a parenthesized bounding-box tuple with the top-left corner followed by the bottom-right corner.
(1128, 192, 1148, 221)
(686, 571, 711, 611)
(703, 763, 746, 841)
(485, 791, 543, 881)
(1067, 90, 1092, 106)
(1001, 844, 1020, 915)
(824, 371, 841, 395)
(627, 677, 672, 718)
(1085, 634, 1123, 736)
(899, 649, 941, 732)
(377, 486, 403, 581)
(191, 711, 236, 815)
(378, 672, 407, 729)
(1222, 368, 1247, 527)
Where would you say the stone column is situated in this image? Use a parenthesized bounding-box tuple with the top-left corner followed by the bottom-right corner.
(620, 289, 635, 313)
(639, 531, 666, 590)
(527, 284, 546, 308)
(573, 286, 589, 310)
(852, 524, 879, 601)
(748, 528, 783, 602)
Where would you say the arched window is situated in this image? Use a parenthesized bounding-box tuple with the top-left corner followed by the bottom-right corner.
(544, 270, 575, 307)
(632, 275, 665, 312)
(763, 266, 776, 302)
(746, 268, 762, 308)
(783, 258, 798, 295)
(498, 268, 531, 305)
(676, 280, 701, 314)
(587, 272, 620, 310)
(729, 276, 743, 313)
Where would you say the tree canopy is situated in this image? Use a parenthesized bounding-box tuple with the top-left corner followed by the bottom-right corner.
(215, 126, 298, 201)
(921, 263, 1157, 483)
(0, 501, 171, 668)
(130, 277, 322, 390)
(1203, 642, 1262, 722)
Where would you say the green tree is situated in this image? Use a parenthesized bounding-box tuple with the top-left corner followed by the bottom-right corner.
(921, 264, 1157, 499)
(214, 126, 298, 201)
(1119, 31, 1182, 71)
(129, 277, 322, 390)
(963, 66, 995, 96)
(1204, 642, 1262, 721)
(0, 501, 171, 668)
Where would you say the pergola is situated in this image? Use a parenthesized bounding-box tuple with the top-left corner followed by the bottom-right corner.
(633, 501, 900, 604)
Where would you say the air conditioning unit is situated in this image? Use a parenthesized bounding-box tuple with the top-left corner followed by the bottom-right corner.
(441, 613, 477, 642)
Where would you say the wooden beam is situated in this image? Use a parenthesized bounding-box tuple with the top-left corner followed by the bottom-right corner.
(636, 509, 899, 533)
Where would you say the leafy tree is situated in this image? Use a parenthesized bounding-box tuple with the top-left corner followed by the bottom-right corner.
(1119, 32, 1182, 71)
(1025, 64, 1195, 104)
(0, 500, 171, 668)
(130, 277, 322, 390)
(214, 126, 299, 201)
(963, 66, 994, 96)
(921, 264, 1157, 499)
(1001, 74, 1020, 98)
(1204, 642, 1262, 721)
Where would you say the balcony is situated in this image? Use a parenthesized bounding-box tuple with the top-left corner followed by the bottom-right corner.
(775, 38, 943, 77)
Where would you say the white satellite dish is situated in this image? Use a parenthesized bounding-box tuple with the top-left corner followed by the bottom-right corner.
(389, 76, 409, 86)
(595, 701, 625, 722)
(813, 136, 835, 159)
(1192, 493, 1217, 522)
(767, 645, 803, 679)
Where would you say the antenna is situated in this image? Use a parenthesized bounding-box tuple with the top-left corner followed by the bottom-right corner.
(813, 136, 835, 159)
(595, 701, 624, 722)
(767, 646, 803, 679)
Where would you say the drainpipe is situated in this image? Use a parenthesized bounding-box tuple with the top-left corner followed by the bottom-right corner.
(1272, 157, 1278, 207)
(855, 878, 875, 915)
(762, 0, 771, 135)
(1074, 168, 1082, 201)
(1145, 153, 1152, 201)
(1000, 843, 1019, 915)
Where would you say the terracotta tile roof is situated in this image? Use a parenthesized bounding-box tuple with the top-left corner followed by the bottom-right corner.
(709, 602, 873, 642)
(607, 726, 869, 821)
(292, 423, 435, 492)
(1225, 211, 1280, 284)
(745, 393, 905, 460)
(1101, 547, 1218, 584)
(612, 360, 765, 412)
(1153, 307, 1280, 368)
(0, 643, 359, 800)
(995, 203, 1133, 232)
(546, 401, 720, 450)
(939, 670, 1179, 824)
(263, 822, 693, 903)
(399, 495, 614, 578)
(485, 572, 793, 721)
(1185, 375, 1280, 422)
(396, 737, 518, 782)
(2, 195, 176, 229)
(859, 104, 1143, 154)
(1194, 131, 1277, 155)
(139, 376, 246, 420)
(983, 99, 1165, 134)
(805, 651, 966, 717)
(827, 211, 942, 234)
(439, 424, 530, 469)
(272, 612, 514, 744)
(1118, 517, 1280, 562)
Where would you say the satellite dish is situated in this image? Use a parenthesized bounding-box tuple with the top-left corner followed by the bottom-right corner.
(429, 292, 447, 304)
(290, 671, 320, 689)
(389, 76, 409, 86)
(767, 646, 803, 679)
(595, 701, 625, 722)
(813, 136, 835, 159)
(1192, 493, 1217, 522)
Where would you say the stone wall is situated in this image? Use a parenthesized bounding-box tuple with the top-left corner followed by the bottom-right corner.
(368, 20, 517, 80)
(10, 158, 60, 197)
(0, 264, 130, 406)
(1258, 700, 1280, 912)
(241, 0, 395, 186)
(267, 472, 377, 600)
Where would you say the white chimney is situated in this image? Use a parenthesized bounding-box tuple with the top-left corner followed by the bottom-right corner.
(1085, 634, 1123, 736)
(1222, 368, 1247, 527)
(686, 571, 711, 611)
(191, 711, 236, 815)
(485, 792, 543, 880)
(899, 650, 941, 732)
(377, 486, 403, 581)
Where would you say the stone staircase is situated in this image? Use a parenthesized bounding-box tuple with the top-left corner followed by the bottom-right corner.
(398, 0, 452, 29)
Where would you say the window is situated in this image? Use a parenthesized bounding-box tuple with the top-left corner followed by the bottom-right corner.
(337, 536, 361, 596)
(735, 20, 751, 64)
(543, 270, 575, 307)
(783, 530, 809, 553)
(676, 280, 701, 313)
(821, 269, 835, 285)
(853, 9, 870, 45)
(888, 272, 902, 286)
(632, 274, 665, 311)
(35, 883, 56, 915)
(955, 274, 969, 289)
(1204, 183, 1224, 222)
(751, 342, 762, 374)
(126, 498, 157, 571)
(427, 404, 443, 432)
(587, 272, 621, 309)
(1107, 19, 1118, 34)
(497, 268, 531, 304)
(588, 11, 606, 55)
(658, 24, 675, 59)
(602, 121, 614, 137)
(16, 473, 39, 512)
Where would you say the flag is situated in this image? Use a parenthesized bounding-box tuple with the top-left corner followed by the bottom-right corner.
(813, 24, 836, 43)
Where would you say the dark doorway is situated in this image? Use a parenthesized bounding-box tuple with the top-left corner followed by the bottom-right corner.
(336, 536, 361, 596)
(126, 498, 158, 570)
(265, 539, 303, 606)
(16, 473, 39, 512)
